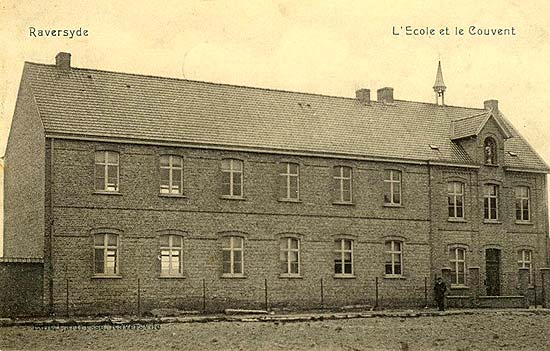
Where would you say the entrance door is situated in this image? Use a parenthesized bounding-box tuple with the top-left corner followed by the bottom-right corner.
(485, 248, 501, 296)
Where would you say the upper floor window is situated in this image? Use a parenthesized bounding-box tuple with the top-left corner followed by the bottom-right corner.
(447, 182, 464, 219)
(334, 239, 354, 276)
(515, 186, 530, 222)
(222, 236, 244, 276)
(160, 234, 183, 277)
(484, 137, 497, 165)
(517, 249, 533, 285)
(221, 159, 243, 197)
(278, 163, 299, 200)
(384, 170, 402, 205)
(94, 151, 119, 192)
(483, 184, 499, 220)
(449, 247, 466, 286)
(333, 166, 352, 203)
(384, 240, 403, 277)
(280, 237, 300, 276)
(93, 233, 119, 276)
(160, 155, 183, 195)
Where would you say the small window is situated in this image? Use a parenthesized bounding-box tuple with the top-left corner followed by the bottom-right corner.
(160, 235, 183, 277)
(221, 159, 243, 197)
(94, 151, 119, 192)
(280, 237, 300, 276)
(333, 166, 352, 203)
(449, 247, 466, 285)
(334, 239, 354, 276)
(384, 240, 403, 277)
(484, 138, 497, 165)
(384, 170, 402, 205)
(222, 236, 244, 276)
(517, 249, 533, 285)
(484, 184, 499, 220)
(278, 163, 299, 200)
(160, 155, 183, 195)
(93, 233, 119, 276)
(515, 186, 530, 222)
(447, 182, 465, 219)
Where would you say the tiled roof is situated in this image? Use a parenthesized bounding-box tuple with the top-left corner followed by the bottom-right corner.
(451, 112, 512, 140)
(23, 62, 549, 171)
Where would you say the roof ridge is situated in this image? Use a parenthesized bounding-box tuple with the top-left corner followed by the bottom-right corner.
(453, 111, 489, 122)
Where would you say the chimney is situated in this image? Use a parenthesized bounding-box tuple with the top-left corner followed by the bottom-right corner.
(55, 52, 71, 70)
(377, 87, 394, 104)
(484, 99, 498, 112)
(355, 88, 371, 105)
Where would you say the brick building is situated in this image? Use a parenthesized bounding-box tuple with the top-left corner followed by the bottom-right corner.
(3, 53, 550, 315)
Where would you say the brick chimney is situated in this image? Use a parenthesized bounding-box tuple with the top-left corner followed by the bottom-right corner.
(377, 87, 394, 104)
(355, 89, 371, 105)
(484, 99, 498, 112)
(55, 52, 71, 70)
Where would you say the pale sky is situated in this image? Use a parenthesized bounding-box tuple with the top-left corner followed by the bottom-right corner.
(1, 0, 550, 255)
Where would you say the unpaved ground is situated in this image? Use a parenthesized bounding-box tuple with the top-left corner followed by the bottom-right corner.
(1, 312, 549, 350)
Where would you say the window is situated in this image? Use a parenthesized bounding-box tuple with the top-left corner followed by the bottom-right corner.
(515, 186, 530, 221)
(160, 155, 183, 195)
(278, 163, 299, 200)
(483, 184, 499, 220)
(94, 151, 119, 192)
(384, 170, 402, 205)
(222, 236, 244, 276)
(517, 250, 533, 285)
(280, 237, 300, 276)
(221, 159, 243, 197)
(93, 233, 119, 276)
(334, 239, 354, 276)
(484, 137, 497, 165)
(384, 240, 403, 277)
(447, 182, 464, 219)
(449, 247, 466, 285)
(160, 235, 183, 277)
(333, 166, 352, 203)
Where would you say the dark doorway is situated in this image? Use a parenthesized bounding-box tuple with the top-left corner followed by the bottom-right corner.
(486, 248, 501, 296)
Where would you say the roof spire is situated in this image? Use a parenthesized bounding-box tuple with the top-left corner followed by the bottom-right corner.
(433, 61, 446, 105)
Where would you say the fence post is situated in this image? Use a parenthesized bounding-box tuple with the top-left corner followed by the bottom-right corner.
(264, 278, 268, 311)
(375, 277, 379, 310)
(202, 279, 206, 313)
(137, 278, 141, 317)
(320, 278, 324, 308)
(66, 279, 69, 317)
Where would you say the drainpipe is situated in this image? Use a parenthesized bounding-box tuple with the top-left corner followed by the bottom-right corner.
(48, 137, 55, 315)
(427, 162, 434, 287)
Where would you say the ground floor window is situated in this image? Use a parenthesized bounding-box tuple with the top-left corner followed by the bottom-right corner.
(517, 249, 533, 285)
(280, 237, 300, 276)
(160, 235, 183, 277)
(222, 236, 244, 276)
(93, 233, 119, 276)
(450, 247, 466, 285)
(384, 240, 403, 277)
(334, 239, 354, 276)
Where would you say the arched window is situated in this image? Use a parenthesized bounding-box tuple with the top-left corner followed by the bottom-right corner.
(484, 138, 497, 165)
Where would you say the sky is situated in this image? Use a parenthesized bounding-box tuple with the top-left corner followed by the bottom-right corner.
(1, 0, 550, 255)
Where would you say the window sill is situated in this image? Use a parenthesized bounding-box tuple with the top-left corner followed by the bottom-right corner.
(450, 284, 469, 289)
(334, 274, 356, 279)
(159, 193, 187, 198)
(483, 220, 501, 224)
(159, 275, 186, 279)
(92, 275, 122, 279)
(220, 195, 246, 201)
(93, 191, 122, 196)
(383, 203, 402, 208)
(332, 201, 355, 206)
(384, 275, 405, 280)
(448, 218, 467, 223)
(515, 220, 533, 225)
(221, 274, 247, 279)
(484, 163, 499, 167)
(278, 198, 302, 203)
(279, 274, 302, 279)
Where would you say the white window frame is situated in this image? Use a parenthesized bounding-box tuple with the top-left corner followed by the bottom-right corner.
(384, 170, 402, 205)
(518, 249, 533, 285)
(280, 237, 300, 277)
(484, 184, 499, 220)
(93, 233, 119, 277)
(279, 163, 300, 200)
(447, 181, 465, 219)
(515, 186, 530, 222)
(384, 240, 403, 277)
(334, 239, 354, 277)
(221, 159, 243, 197)
(222, 236, 244, 277)
(450, 247, 467, 286)
(159, 234, 184, 277)
(334, 166, 352, 203)
(160, 155, 183, 195)
(94, 150, 119, 192)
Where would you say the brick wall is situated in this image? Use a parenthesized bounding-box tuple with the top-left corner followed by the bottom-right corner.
(0, 259, 44, 317)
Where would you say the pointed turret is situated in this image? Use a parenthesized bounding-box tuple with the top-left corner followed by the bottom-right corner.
(433, 61, 446, 105)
